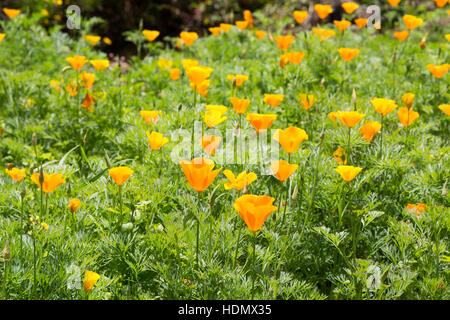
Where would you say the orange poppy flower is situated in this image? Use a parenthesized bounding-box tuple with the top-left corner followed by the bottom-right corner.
(83, 35, 101, 46)
(90, 59, 109, 70)
(5, 167, 26, 182)
(280, 54, 289, 68)
(187, 66, 213, 86)
(445, 34, 450, 42)
(312, 28, 336, 41)
(402, 93, 415, 108)
(285, 51, 305, 64)
(371, 98, 398, 116)
(204, 105, 227, 128)
(170, 68, 181, 80)
(394, 31, 409, 41)
(273, 126, 308, 154)
(157, 58, 173, 70)
(334, 165, 362, 182)
(255, 30, 267, 39)
(146, 131, 169, 150)
(396, 107, 419, 127)
(83, 271, 100, 292)
(244, 10, 254, 28)
(108, 167, 133, 186)
(434, 0, 448, 7)
(234, 195, 277, 232)
(354, 18, 368, 29)
(274, 35, 295, 50)
(342, 2, 359, 14)
(66, 56, 88, 71)
(426, 64, 450, 79)
(293, 10, 308, 24)
(438, 104, 450, 116)
(219, 23, 232, 32)
(235, 20, 248, 30)
(335, 111, 365, 127)
(0, 33, 5, 43)
(299, 94, 317, 110)
(270, 160, 298, 182)
(65, 81, 78, 97)
(359, 121, 381, 142)
(406, 203, 426, 218)
(402, 14, 423, 30)
(180, 31, 199, 46)
(180, 158, 222, 192)
(3, 8, 21, 19)
(68, 198, 81, 212)
(201, 135, 222, 156)
(314, 4, 333, 19)
(263, 94, 284, 107)
(142, 30, 159, 42)
(334, 20, 351, 31)
(230, 97, 250, 114)
(182, 59, 199, 71)
(80, 71, 95, 90)
(191, 79, 210, 97)
(387, 0, 401, 6)
(81, 93, 95, 112)
(31, 172, 66, 194)
(209, 27, 221, 36)
(337, 48, 360, 61)
(246, 113, 277, 133)
(223, 170, 257, 191)
(140, 110, 162, 125)
(227, 74, 249, 87)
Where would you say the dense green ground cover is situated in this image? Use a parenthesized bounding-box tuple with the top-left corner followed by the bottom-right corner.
(0, 4, 449, 300)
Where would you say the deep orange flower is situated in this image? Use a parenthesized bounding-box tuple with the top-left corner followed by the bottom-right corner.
(65, 81, 78, 97)
(209, 27, 221, 36)
(3, 8, 21, 19)
(270, 160, 298, 182)
(434, 0, 448, 7)
(293, 11, 308, 24)
(68, 198, 81, 212)
(187, 66, 213, 86)
(191, 79, 210, 97)
(81, 93, 95, 112)
(394, 31, 409, 41)
(31, 172, 66, 194)
(170, 68, 181, 80)
(334, 166, 362, 182)
(334, 20, 351, 31)
(83, 271, 100, 292)
(371, 98, 398, 116)
(314, 4, 333, 19)
(354, 18, 368, 29)
(255, 30, 266, 39)
(227, 74, 248, 87)
(274, 35, 295, 50)
(201, 135, 222, 155)
(402, 93, 415, 108)
(108, 167, 133, 186)
(5, 167, 26, 182)
(142, 30, 159, 42)
(285, 51, 305, 64)
(280, 54, 289, 68)
(299, 94, 317, 110)
(220, 23, 232, 32)
(180, 158, 222, 192)
(263, 94, 284, 107)
(244, 10, 253, 28)
(342, 2, 359, 14)
(180, 31, 198, 46)
(223, 170, 257, 191)
(273, 126, 308, 154)
(90, 59, 109, 70)
(396, 107, 419, 127)
(335, 111, 365, 127)
(146, 131, 169, 150)
(230, 97, 250, 114)
(140, 110, 162, 125)
(337, 48, 360, 61)
(81, 71, 95, 90)
(359, 121, 381, 142)
(438, 104, 450, 116)
(406, 203, 426, 218)
(403, 14, 423, 30)
(387, 0, 401, 6)
(235, 20, 248, 30)
(246, 113, 277, 133)
(234, 195, 277, 232)
(66, 56, 88, 71)
(426, 64, 450, 79)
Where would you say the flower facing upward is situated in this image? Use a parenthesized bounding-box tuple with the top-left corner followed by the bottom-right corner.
(334, 20, 352, 31)
(142, 30, 159, 42)
(187, 66, 213, 86)
(201, 135, 222, 156)
(387, 0, 401, 6)
(83, 271, 100, 292)
(68, 198, 81, 212)
(182, 59, 199, 71)
(108, 167, 133, 186)
(396, 107, 419, 127)
(140, 110, 162, 125)
(83, 35, 101, 46)
(273, 127, 308, 154)
(394, 31, 409, 41)
(235, 21, 248, 30)
(66, 56, 88, 71)
(406, 203, 426, 218)
(230, 97, 250, 114)
(402, 93, 415, 108)
(403, 15, 423, 30)
(354, 18, 368, 29)
(426, 64, 450, 79)
(244, 10, 253, 28)
(270, 160, 298, 182)
(234, 195, 277, 232)
(157, 58, 173, 70)
(191, 80, 210, 97)
(81, 71, 95, 90)
(180, 32, 199, 46)
(274, 35, 295, 50)
(3, 8, 21, 18)
(371, 98, 398, 116)
(342, 2, 359, 14)
(146, 131, 169, 150)
(335, 111, 365, 127)
(337, 48, 360, 61)
(0, 34, 5, 43)
(293, 11, 308, 24)
(204, 105, 227, 128)
(334, 166, 362, 182)
(314, 4, 333, 19)
(434, 0, 448, 7)
(90, 59, 109, 70)
(81, 93, 94, 112)
(263, 94, 285, 107)
(180, 158, 222, 192)
(31, 173, 66, 194)
(209, 27, 221, 36)
(280, 54, 289, 68)
(227, 74, 249, 87)
(438, 104, 450, 116)
(299, 94, 317, 110)
(223, 170, 257, 191)
(255, 30, 266, 39)
(169, 68, 180, 80)
(5, 168, 26, 182)
(285, 52, 305, 64)
(312, 28, 336, 41)
(359, 121, 381, 142)
(219, 23, 232, 32)
(246, 113, 277, 133)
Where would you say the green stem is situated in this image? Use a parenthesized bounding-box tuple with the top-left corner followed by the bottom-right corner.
(251, 231, 257, 299)
(119, 185, 123, 226)
(233, 224, 242, 268)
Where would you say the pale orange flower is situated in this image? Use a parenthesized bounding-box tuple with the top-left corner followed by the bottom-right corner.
(90, 59, 109, 70)
(180, 31, 199, 46)
(223, 170, 257, 191)
(81, 93, 95, 112)
(80, 71, 95, 90)
(3, 8, 21, 19)
(263, 94, 284, 107)
(273, 126, 308, 154)
(274, 35, 295, 50)
(83, 271, 100, 292)
(201, 135, 222, 156)
(293, 11, 308, 24)
(180, 158, 222, 192)
(244, 10, 254, 28)
(402, 93, 415, 108)
(234, 195, 277, 232)
(235, 20, 248, 30)
(209, 27, 221, 36)
(438, 104, 450, 116)
(230, 97, 250, 114)
(140, 110, 162, 125)
(335, 165, 362, 182)
(396, 107, 419, 127)
(108, 167, 133, 186)
(285, 51, 305, 64)
(68, 198, 81, 212)
(246, 113, 277, 133)
(146, 131, 169, 150)
(337, 48, 360, 61)
(255, 30, 266, 39)
(31, 172, 66, 194)
(335, 111, 365, 127)
(394, 31, 409, 41)
(434, 0, 448, 7)
(83, 35, 101, 46)
(5, 167, 26, 182)
(359, 121, 381, 142)
(371, 98, 398, 116)
(387, 0, 401, 7)
(227, 74, 249, 87)
(312, 28, 336, 41)
(170, 68, 180, 80)
(299, 94, 317, 110)
(219, 23, 232, 32)
(426, 64, 450, 79)
(66, 56, 88, 71)
(270, 160, 298, 181)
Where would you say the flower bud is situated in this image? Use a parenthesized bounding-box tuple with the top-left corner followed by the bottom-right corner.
(39, 167, 44, 185)
(3, 239, 10, 262)
(121, 222, 133, 231)
(32, 133, 37, 146)
(292, 184, 298, 202)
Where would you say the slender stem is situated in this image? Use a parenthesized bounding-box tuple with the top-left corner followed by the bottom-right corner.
(380, 115, 384, 159)
(347, 126, 351, 164)
(119, 185, 123, 225)
(251, 231, 257, 299)
(33, 235, 36, 299)
(233, 224, 242, 268)
(196, 191, 201, 270)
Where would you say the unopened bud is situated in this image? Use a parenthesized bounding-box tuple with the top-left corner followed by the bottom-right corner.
(419, 37, 426, 50)
(39, 167, 44, 185)
(121, 222, 133, 231)
(3, 239, 10, 262)
(442, 184, 447, 198)
(83, 132, 88, 144)
(32, 133, 37, 146)
(352, 89, 357, 105)
(242, 181, 248, 194)
(62, 66, 72, 73)
(29, 164, 35, 175)
(292, 184, 298, 202)
(104, 149, 112, 168)
(320, 78, 325, 87)
(21, 187, 26, 199)
(67, 184, 71, 197)
(7, 162, 14, 169)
